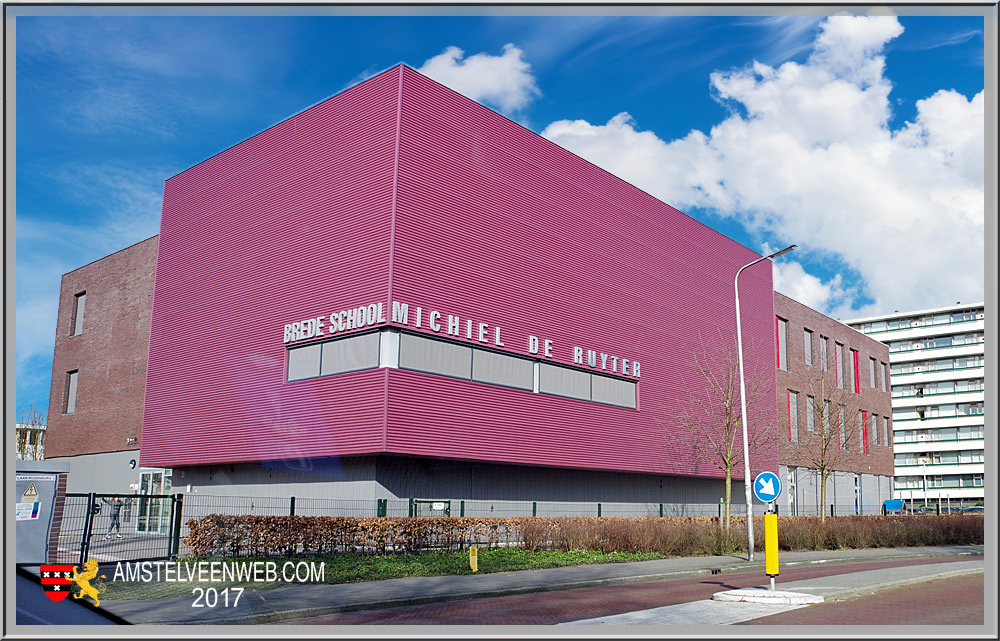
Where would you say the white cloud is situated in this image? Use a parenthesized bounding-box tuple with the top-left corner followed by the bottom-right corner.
(771, 257, 858, 318)
(16, 164, 168, 376)
(542, 15, 984, 318)
(417, 43, 541, 114)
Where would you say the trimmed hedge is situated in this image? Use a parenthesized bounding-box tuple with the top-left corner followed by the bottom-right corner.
(183, 514, 984, 558)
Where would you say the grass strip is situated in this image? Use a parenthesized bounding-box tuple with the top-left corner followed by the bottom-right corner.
(101, 548, 666, 601)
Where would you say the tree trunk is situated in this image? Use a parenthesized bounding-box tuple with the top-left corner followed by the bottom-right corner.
(819, 471, 828, 523)
(724, 472, 732, 532)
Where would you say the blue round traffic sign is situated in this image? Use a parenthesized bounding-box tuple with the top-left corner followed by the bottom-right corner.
(753, 471, 782, 503)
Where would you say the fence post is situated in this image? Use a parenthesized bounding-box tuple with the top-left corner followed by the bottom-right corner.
(377, 498, 387, 517)
(289, 496, 296, 516)
(79, 492, 97, 567)
(659, 503, 664, 518)
(460, 500, 465, 517)
(532, 501, 537, 517)
(170, 494, 184, 560)
(408, 498, 414, 518)
(830, 504, 835, 517)
(597, 503, 602, 518)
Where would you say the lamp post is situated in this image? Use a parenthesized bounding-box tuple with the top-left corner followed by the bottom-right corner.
(735, 244, 796, 562)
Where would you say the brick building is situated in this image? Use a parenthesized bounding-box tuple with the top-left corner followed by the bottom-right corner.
(44, 235, 159, 492)
(774, 292, 894, 515)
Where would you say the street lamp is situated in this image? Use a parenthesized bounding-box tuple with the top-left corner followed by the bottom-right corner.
(735, 244, 796, 562)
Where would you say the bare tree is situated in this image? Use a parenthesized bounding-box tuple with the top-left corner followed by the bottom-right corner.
(16, 404, 48, 461)
(679, 334, 777, 531)
(795, 372, 868, 521)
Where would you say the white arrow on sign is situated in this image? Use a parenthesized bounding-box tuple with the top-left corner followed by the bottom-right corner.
(758, 478, 775, 497)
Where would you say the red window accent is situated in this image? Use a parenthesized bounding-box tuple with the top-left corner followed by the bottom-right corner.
(853, 350, 861, 394)
(775, 316, 781, 369)
(862, 410, 869, 454)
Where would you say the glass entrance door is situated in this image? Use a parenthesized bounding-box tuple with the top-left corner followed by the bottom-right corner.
(136, 469, 173, 533)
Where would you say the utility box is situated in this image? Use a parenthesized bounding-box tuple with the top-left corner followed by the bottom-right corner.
(16, 460, 70, 564)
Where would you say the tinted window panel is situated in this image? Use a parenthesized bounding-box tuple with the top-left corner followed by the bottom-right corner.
(399, 333, 472, 379)
(287, 344, 321, 381)
(592, 374, 636, 408)
(539, 363, 590, 400)
(321, 332, 379, 376)
(471, 349, 533, 390)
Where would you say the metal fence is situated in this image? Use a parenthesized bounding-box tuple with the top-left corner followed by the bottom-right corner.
(56, 491, 980, 564)
(56, 493, 181, 566)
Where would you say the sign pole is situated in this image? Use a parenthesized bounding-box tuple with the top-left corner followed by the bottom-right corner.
(754, 472, 782, 592)
(764, 502, 778, 590)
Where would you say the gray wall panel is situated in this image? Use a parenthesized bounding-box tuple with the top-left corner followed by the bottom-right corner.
(48, 451, 142, 494)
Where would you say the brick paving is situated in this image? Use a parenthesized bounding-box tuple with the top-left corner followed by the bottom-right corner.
(282, 556, 970, 625)
(738, 572, 985, 626)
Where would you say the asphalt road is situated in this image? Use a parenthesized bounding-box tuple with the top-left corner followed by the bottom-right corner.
(738, 572, 985, 626)
(281, 556, 977, 625)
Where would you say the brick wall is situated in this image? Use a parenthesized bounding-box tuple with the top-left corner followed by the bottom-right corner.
(774, 292, 894, 476)
(45, 236, 158, 457)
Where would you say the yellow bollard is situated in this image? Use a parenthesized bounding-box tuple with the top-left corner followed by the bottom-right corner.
(764, 512, 778, 589)
(469, 546, 478, 573)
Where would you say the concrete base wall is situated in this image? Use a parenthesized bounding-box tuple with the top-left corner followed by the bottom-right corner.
(781, 465, 893, 516)
(172, 455, 728, 509)
(47, 450, 142, 494)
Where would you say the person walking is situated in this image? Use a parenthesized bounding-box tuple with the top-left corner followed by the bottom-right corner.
(102, 497, 124, 539)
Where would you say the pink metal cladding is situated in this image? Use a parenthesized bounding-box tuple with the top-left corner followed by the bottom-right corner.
(141, 65, 777, 480)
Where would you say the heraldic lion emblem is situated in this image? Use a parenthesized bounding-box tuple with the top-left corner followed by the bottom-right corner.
(71, 560, 107, 607)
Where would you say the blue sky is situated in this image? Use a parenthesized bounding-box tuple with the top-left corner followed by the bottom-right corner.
(14, 13, 986, 417)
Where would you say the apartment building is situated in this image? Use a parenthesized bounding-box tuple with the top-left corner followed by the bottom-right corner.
(847, 303, 985, 509)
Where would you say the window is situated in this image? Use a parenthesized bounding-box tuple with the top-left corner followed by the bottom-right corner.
(287, 344, 322, 381)
(871, 413, 878, 445)
(880, 362, 887, 391)
(776, 317, 788, 371)
(787, 390, 799, 442)
(838, 404, 846, 449)
(64, 370, 79, 414)
(471, 349, 533, 391)
(321, 332, 380, 376)
(539, 363, 591, 401)
(287, 333, 380, 381)
(823, 400, 832, 437)
(819, 336, 829, 371)
(592, 373, 637, 409)
(835, 343, 845, 388)
(859, 410, 866, 453)
(400, 333, 472, 379)
(883, 416, 891, 446)
(850, 349, 860, 393)
(70, 292, 86, 336)
(804, 329, 813, 366)
(869, 358, 877, 389)
(806, 395, 816, 433)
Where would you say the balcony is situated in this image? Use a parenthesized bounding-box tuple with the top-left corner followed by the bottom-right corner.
(890, 342, 985, 363)
(893, 438, 984, 453)
(890, 414, 985, 429)
(868, 318, 984, 342)
(892, 390, 985, 408)
(893, 463, 984, 477)
(888, 366, 984, 384)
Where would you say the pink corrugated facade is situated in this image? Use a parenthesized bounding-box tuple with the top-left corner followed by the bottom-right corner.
(141, 65, 777, 480)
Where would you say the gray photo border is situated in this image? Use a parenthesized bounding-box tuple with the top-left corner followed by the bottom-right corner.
(5, 1, 996, 639)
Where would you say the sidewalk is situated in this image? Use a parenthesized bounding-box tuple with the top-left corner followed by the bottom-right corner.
(564, 559, 984, 625)
(101, 545, 983, 625)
